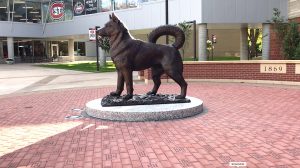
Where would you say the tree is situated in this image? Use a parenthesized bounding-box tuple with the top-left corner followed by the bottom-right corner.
(177, 22, 192, 59)
(248, 28, 261, 59)
(99, 37, 110, 53)
(294, 43, 300, 60)
(271, 8, 300, 60)
(283, 22, 300, 60)
(98, 37, 110, 66)
(271, 8, 288, 42)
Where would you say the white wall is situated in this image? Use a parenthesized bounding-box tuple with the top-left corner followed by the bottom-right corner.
(202, 0, 288, 23)
(85, 41, 97, 57)
(0, 21, 43, 37)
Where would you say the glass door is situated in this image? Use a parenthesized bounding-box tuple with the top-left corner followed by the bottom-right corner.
(51, 44, 59, 60)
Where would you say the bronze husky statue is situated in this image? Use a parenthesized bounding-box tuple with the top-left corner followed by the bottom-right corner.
(98, 13, 188, 100)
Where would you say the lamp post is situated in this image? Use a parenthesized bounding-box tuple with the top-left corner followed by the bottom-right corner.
(165, 0, 169, 45)
(95, 26, 100, 71)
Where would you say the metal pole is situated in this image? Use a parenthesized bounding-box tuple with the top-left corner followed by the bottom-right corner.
(95, 26, 100, 71)
(165, 0, 169, 45)
(193, 20, 196, 61)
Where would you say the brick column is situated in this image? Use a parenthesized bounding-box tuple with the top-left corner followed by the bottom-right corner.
(262, 23, 270, 60)
(240, 27, 248, 60)
(198, 23, 207, 61)
(68, 39, 75, 62)
(7, 37, 14, 60)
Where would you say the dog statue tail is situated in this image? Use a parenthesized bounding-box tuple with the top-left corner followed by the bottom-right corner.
(148, 25, 185, 50)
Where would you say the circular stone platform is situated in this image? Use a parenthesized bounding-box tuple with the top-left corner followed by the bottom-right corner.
(85, 96, 203, 121)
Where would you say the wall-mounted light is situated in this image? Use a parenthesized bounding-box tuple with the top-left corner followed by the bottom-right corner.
(0, 7, 7, 9)
(22, 7, 33, 9)
(29, 11, 39, 14)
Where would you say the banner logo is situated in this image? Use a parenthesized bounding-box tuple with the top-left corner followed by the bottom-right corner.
(50, 2, 65, 20)
(74, 1, 85, 15)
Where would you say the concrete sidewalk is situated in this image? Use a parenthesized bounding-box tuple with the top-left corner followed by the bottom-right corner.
(0, 63, 139, 96)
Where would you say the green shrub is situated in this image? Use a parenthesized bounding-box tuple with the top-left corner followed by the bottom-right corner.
(295, 43, 300, 60)
(283, 22, 300, 60)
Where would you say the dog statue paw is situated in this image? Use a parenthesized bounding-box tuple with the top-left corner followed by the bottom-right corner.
(146, 91, 156, 95)
(123, 94, 133, 100)
(110, 91, 121, 97)
(175, 95, 185, 99)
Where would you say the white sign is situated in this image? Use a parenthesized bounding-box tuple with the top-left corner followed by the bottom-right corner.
(229, 162, 247, 167)
(260, 64, 286, 74)
(89, 28, 96, 41)
(296, 64, 300, 74)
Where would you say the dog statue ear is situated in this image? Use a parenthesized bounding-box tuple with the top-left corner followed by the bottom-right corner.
(111, 13, 120, 23)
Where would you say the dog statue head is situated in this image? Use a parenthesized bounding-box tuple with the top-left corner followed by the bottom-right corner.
(98, 13, 127, 37)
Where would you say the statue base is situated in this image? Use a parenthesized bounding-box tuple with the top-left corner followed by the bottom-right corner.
(85, 96, 203, 122)
(101, 94, 191, 107)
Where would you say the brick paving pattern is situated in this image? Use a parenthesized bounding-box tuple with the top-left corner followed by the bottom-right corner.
(0, 83, 300, 168)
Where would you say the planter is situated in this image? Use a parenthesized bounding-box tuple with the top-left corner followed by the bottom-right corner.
(5, 59, 14, 64)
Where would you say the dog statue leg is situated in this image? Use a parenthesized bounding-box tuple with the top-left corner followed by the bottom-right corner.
(110, 70, 124, 96)
(123, 69, 133, 100)
(165, 69, 187, 99)
(147, 66, 164, 95)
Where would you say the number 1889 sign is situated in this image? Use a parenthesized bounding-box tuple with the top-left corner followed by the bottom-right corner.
(260, 64, 286, 74)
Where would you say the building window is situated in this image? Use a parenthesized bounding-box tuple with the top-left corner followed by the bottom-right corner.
(13, 40, 34, 62)
(74, 42, 86, 56)
(114, 0, 138, 10)
(42, 0, 73, 23)
(3, 41, 8, 59)
(139, 0, 158, 2)
(99, 0, 112, 12)
(114, 0, 127, 10)
(26, 1, 42, 23)
(85, 0, 97, 14)
(59, 41, 69, 56)
(0, 0, 8, 21)
(13, 0, 26, 22)
(7, 0, 42, 23)
(127, 0, 138, 8)
(33, 41, 45, 58)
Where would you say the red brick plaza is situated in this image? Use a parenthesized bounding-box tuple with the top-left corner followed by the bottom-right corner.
(0, 83, 300, 168)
